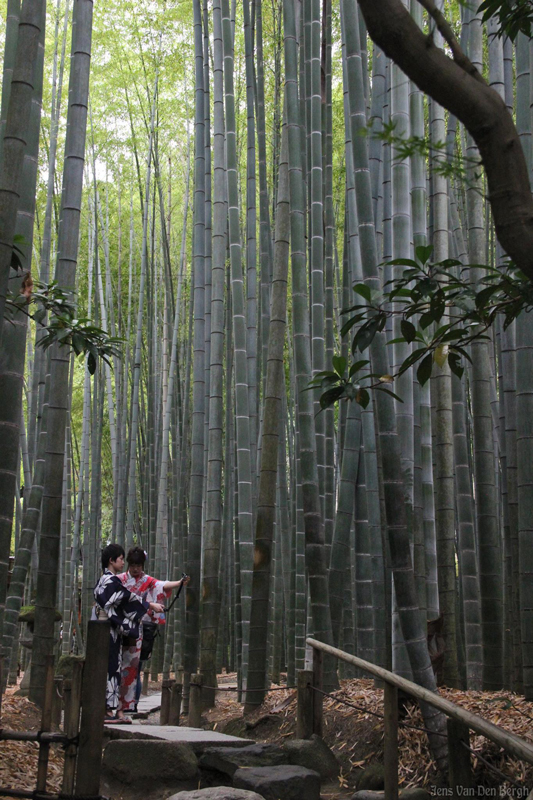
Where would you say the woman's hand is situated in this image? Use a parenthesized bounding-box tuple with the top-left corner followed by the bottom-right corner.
(162, 575, 190, 592)
(149, 602, 164, 614)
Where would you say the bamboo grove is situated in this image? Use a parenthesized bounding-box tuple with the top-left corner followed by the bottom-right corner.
(0, 0, 532, 741)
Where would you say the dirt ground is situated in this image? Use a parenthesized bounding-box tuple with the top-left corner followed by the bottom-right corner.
(0, 686, 65, 798)
(2, 673, 533, 800)
(202, 676, 376, 798)
(199, 673, 533, 798)
(145, 672, 533, 797)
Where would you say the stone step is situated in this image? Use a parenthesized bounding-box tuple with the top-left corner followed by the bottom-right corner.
(199, 743, 288, 778)
(233, 764, 321, 800)
(135, 692, 162, 715)
(199, 735, 339, 782)
(351, 790, 432, 800)
(168, 789, 266, 800)
(103, 739, 198, 785)
(104, 723, 251, 754)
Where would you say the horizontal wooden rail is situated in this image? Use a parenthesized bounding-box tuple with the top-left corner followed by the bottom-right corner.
(306, 637, 533, 767)
(0, 730, 68, 743)
(0, 789, 106, 800)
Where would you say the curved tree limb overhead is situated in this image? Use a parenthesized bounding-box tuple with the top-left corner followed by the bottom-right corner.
(415, 0, 482, 79)
(356, 0, 533, 282)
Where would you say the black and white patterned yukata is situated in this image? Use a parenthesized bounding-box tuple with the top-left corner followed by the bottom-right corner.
(93, 569, 149, 711)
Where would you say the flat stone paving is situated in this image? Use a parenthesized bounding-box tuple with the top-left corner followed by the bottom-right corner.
(136, 693, 162, 714)
(135, 684, 238, 715)
(104, 723, 251, 752)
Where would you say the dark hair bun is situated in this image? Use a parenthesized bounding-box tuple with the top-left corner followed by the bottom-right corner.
(127, 545, 146, 565)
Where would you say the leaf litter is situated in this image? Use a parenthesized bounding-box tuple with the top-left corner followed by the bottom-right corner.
(204, 674, 533, 795)
(4, 673, 532, 800)
(0, 686, 64, 799)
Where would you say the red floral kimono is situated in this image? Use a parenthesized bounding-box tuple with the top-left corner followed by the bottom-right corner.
(117, 571, 170, 712)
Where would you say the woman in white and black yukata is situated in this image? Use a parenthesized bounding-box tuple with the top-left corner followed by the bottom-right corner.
(93, 544, 164, 723)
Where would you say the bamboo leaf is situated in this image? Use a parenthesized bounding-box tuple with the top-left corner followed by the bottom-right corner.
(448, 352, 464, 380)
(420, 310, 435, 329)
(355, 387, 370, 408)
(415, 244, 433, 265)
(349, 359, 370, 376)
(57, 327, 71, 342)
(451, 345, 473, 364)
(399, 347, 428, 373)
(340, 314, 366, 338)
(385, 257, 419, 268)
(87, 352, 97, 375)
(434, 344, 448, 368)
(355, 316, 382, 351)
(417, 353, 434, 386)
(332, 355, 347, 376)
(378, 387, 404, 403)
(400, 319, 416, 343)
(352, 283, 371, 302)
(320, 386, 345, 409)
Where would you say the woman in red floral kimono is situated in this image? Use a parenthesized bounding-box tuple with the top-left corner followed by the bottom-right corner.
(93, 544, 164, 723)
(116, 546, 189, 718)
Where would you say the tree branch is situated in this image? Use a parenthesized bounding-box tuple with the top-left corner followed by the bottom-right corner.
(415, 0, 483, 82)
(357, 0, 533, 282)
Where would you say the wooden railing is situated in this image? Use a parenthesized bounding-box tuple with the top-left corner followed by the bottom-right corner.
(0, 621, 110, 800)
(302, 637, 533, 800)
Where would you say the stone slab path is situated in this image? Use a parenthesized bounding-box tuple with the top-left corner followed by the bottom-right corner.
(135, 693, 162, 715)
(104, 724, 251, 753)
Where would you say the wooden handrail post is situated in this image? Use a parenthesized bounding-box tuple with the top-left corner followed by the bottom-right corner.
(169, 679, 183, 726)
(161, 678, 174, 725)
(182, 671, 191, 714)
(61, 661, 83, 796)
(142, 668, 149, 695)
(52, 676, 63, 728)
(447, 718, 472, 798)
(305, 636, 533, 774)
(36, 655, 55, 791)
(384, 682, 399, 800)
(62, 677, 72, 725)
(0, 655, 4, 721)
(75, 620, 109, 797)
(189, 672, 203, 727)
(296, 669, 314, 739)
(312, 646, 323, 737)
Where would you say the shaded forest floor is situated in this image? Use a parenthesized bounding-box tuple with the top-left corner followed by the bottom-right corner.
(202, 674, 533, 797)
(2, 676, 533, 800)
(0, 686, 65, 798)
